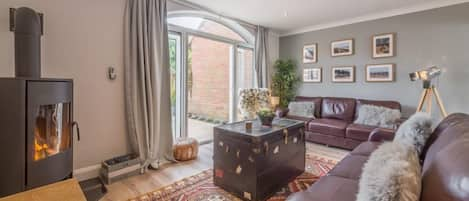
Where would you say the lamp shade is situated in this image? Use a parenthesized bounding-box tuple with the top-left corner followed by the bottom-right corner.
(270, 96, 280, 106)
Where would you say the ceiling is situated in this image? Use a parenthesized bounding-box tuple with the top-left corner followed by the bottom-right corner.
(186, 0, 469, 36)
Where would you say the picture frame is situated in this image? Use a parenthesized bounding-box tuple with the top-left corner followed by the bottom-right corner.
(331, 39, 354, 57)
(303, 44, 317, 63)
(303, 67, 322, 83)
(331, 66, 355, 83)
(372, 33, 395, 58)
(366, 64, 395, 82)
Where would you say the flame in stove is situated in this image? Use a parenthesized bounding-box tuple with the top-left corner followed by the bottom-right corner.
(34, 138, 49, 161)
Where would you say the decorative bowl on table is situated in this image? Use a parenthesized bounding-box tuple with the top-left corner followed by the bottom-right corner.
(257, 108, 275, 126)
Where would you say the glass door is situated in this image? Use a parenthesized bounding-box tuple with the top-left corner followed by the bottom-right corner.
(235, 47, 255, 121)
(169, 33, 182, 140)
(168, 30, 254, 144)
(186, 34, 233, 143)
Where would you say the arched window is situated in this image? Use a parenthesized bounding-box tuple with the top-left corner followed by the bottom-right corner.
(167, 11, 255, 142)
(168, 10, 254, 45)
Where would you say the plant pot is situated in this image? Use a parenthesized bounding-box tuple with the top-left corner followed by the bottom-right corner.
(258, 115, 274, 126)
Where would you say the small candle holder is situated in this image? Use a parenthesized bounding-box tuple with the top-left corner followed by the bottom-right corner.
(245, 121, 253, 130)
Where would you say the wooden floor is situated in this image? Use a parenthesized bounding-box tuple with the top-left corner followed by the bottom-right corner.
(100, 143, 348, 201)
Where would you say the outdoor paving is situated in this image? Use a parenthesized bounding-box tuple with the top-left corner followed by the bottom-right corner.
(188, 118, 218, 143)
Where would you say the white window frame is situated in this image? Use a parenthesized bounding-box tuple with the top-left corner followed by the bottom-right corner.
(168, 11, 255, 140)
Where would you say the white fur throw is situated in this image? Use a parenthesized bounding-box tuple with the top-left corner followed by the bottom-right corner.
(288, 102, 315, 118)
(356, 142, 422, 201)
(354, 104, 401, 129)
(393, 112, 433, 155)
(356, 112, 434, 201)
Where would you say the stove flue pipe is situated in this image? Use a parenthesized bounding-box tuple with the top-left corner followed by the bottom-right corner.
(10, 7, 43, 78)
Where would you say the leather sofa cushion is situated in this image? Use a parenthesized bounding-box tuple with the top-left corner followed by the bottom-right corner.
(294, 96, 322, 117)
(421, 113, 469, 161)
(422, 116, 469, 173)
(321, 97, 356, 122)
(301, 176, 358, 201)
(305, 132, 361, 150)
(368, 128, 396, 142)
(327, 155, 368, 180)
(350, 142, 380, 156)
(308, 119, 348, 137)
(421, 138, 469, 201)
(420, 113, 469, 201)
(345, 124, 376, 141)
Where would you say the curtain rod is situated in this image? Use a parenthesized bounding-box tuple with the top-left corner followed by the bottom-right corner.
(169, 0, 258, 29)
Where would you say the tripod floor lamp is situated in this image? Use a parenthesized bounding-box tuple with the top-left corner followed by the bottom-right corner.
(410, 66, 448, 117)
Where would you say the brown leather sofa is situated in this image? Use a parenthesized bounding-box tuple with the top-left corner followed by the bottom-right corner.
(287, 113, 469, 201)
(277, 96, 401, 150)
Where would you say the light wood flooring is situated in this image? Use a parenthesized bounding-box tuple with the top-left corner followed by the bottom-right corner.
(100, 143, 348, 201)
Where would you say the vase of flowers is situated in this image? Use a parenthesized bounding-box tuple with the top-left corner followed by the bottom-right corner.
(257, 108, 275, 126)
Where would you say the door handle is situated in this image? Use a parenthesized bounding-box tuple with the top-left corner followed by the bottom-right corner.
(72, 121, 80, 141)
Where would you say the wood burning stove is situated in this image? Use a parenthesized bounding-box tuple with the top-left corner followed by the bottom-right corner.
(0, 7, 79, 198)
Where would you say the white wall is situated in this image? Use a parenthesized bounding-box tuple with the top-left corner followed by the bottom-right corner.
(0, 0, 129, 171)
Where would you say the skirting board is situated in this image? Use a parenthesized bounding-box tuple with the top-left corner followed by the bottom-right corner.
(73, 164, 101, 181)
(73, 160, 172, 181)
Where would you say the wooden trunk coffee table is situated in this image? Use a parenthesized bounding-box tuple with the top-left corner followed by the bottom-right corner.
(213, 118, 305, 201)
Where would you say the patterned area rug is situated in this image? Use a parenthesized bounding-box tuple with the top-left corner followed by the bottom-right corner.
(128, 153, 337, 201)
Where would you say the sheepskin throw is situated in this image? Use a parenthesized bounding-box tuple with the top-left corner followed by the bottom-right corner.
(288, 102, 315, 118)
(354, 104, 401, 129)
(393, 112, 433, 155)
(356, 142, 422, 201)
(356, 112, 434, 201)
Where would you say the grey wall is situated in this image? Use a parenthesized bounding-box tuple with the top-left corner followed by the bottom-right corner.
(279, 3, 469, 117)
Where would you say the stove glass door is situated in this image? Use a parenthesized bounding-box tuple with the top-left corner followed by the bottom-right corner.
(33, 102, 71, 161)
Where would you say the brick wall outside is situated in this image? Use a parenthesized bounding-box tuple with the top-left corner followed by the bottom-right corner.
(187, 21, 253, 121)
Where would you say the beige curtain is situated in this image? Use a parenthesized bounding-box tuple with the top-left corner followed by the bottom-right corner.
(124, 0, 173, 171)
(255, 25, 269, 88)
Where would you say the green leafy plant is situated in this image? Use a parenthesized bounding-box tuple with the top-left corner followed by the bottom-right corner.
(271, 59, 300, 108)
(257, 108, 275, 118)
(257, 107, 275, 126)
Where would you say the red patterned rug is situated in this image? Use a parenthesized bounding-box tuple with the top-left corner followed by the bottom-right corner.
(128, 154, 337, 201)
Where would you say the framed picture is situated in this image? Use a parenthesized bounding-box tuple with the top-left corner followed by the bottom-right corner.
(372, 33, 395, 58)
(331, 39, 354, 57)
(303, 68, 322, 83)
(332, 66, 355, 83)
(303, 44, 317, 63)
(366, 64, 395, 82)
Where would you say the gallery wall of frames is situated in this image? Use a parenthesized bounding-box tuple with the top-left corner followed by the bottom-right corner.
(280, 3, 469, 117)
(302, 33, 396, 83)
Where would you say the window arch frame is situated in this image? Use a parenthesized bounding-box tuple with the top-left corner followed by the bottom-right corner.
(167, 10, 255, 48)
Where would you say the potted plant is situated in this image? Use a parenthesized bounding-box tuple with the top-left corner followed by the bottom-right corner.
(271, 59, 300, 108)
(257, 108, 275, 126)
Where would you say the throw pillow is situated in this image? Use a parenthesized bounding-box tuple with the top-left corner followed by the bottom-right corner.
(393, 112, 433, 155)
(288, 102, 315, 118)
(357, 142, 422, 201)
(354, 104, 401, 129)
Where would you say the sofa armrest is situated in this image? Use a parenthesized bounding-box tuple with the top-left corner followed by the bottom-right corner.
(368, 128, 396, 142)
(276, 108, 289, 118)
